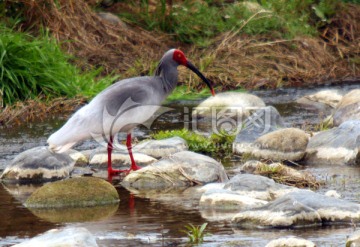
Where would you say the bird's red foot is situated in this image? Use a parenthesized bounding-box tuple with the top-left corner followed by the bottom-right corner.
(108, 168, 127, 175)
(108, 165, 142, 176)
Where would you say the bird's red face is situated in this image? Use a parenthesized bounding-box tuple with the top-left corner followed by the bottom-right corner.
(173, 49, 188, 66)
(172, 49, 215, 96)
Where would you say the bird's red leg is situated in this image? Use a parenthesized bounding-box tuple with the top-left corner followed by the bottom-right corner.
(126, 133, 141, 171)
(107, 135, 123, 176)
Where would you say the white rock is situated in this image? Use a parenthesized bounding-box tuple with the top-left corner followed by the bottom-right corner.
(192, 92, 265, 119)
(1, 146, 74, 182)
(13, 227, 98, 247)
(266, 237, 316, 247)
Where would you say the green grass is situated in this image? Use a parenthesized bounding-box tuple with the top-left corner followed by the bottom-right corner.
(117, 0, 345, 46)
(0, 25, 114, 106)
(166, 85, 212, 101)
(151, 128, 235, 157)
(181, 223, 209, 244)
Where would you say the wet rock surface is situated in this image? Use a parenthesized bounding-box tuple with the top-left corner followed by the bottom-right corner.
(250, 128, 309, 161)
(233, 106, 286, 154)
(132, 136, 188, 159)
(0, 146, 74, 183)
(265, 237, 316, 247)
(347, 230, 360, 247)
(192, 92, 265, 119)
(239, 160, 320, 189)
(25, 177, 119, 208)
(121, 151, 228, 190)
(89, 149, 157, 167)
(13, 227, 98, 247)
(232, 190, 360, 228)
(305, 120, 360, 166)
(296, 89, 343, 110)
(333, 89, 360, 126)
(223, 174, 297, 201)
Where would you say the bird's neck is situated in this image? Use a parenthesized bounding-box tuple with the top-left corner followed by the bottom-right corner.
(155, 62, 179, 95)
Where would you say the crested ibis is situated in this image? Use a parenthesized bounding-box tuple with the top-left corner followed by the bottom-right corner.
(47, 49, 215, 175)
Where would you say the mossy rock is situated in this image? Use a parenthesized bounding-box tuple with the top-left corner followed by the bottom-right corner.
(29, 204, 118, 223)
(25, 177, 119, 208)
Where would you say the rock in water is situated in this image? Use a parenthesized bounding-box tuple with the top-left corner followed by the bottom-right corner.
(0, 146, 74, 183)
(25, 177, 119, 208)
(223, 174, 297, 201)
(296, 89, 343, 110)
(121, 151, 228, 190)
(133, 137, 188, 159)
(265, 237, 316, 247)
(192, 92, 265, 119)
(347, 230, 360, 247)
(89, 150, 156, 167)
(233, 106, 286, 154)
(232, 190, 360, 228)
(13, 227, 98, 247)
(333, 89, 360, 126)
(250, 128, 309, 161)
(305, 120, 360, 166)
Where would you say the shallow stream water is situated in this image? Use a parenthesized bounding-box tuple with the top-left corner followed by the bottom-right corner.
(1, 83, 360, 246)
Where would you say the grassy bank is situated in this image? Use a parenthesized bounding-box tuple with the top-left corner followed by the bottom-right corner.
(0, 0, 359, 123)
(0, 25, 114, 106)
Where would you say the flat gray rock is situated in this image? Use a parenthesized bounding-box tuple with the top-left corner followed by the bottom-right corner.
(333, 89, 360, 126)
(232, 190, 360, 228)
(305, 120, 360, 166)
(132, 137, 188, 159)
(233, 106, 286, 154)
(223, 174, 297, 201)
(250, 128, 309, 161)
(0, 146, 74, 183)
(13, 227, 98, 247)
(121, 151, 228, 190)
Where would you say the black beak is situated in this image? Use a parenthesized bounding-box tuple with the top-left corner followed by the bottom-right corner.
(186, 61, 215, 96)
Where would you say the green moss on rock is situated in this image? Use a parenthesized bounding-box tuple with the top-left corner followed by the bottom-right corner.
(25, 177, 119, 208)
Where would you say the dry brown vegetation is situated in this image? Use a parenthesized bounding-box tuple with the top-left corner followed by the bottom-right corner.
(1, 0, 360, 125)
(12, 0, 360, 89)
(17, 0, 170, 75)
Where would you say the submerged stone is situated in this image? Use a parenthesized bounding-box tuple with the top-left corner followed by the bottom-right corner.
(199, 188, 267, 210)
(304, 120, 360, 166)
(25, 177, 119, 208)
(233, 106, 286, 154)
(29, 204, 118, 223)
(232, 190, 360, 228)
(0, 146, 74, 183)
(13, 227, 98, 247)
(121, 151, 228, 190)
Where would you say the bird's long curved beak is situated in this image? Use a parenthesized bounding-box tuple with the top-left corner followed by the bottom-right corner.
(186, 61, 215, 96)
